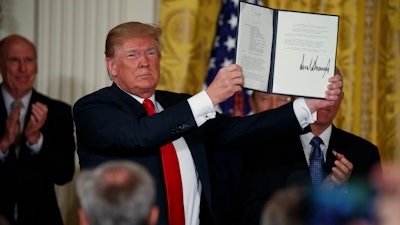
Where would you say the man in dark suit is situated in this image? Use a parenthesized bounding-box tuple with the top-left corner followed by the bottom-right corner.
(0, 34, 76, 225)
(239, 67, 381, 225)
(72, 21, 343, 225)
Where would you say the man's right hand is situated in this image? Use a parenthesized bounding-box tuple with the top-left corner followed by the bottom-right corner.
(0, 104, 22, 153)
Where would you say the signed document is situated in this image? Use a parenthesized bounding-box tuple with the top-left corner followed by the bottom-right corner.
(235, 2, 339, 98)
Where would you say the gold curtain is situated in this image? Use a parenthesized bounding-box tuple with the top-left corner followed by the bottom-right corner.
(158, 0, 221, 94)
(159, 0, 400, 171)
(260, 0, 400, 172)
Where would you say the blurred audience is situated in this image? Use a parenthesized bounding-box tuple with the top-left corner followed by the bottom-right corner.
(0, 215, 10, 225)
(371, 161, 400, 225)
(260, 186, 309, 225)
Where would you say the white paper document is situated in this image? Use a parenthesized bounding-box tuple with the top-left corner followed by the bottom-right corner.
(235, 2, 339, 99)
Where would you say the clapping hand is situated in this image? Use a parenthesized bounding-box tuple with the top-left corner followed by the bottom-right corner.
(321, 150, 353, 189)
(0, 103, 22, 153)
(24, 102, 48, 145)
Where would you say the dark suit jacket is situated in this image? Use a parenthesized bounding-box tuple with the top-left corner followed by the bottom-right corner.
(239, 125, 381, 225)
(72, 83, 306, 225)
(0, 88, 76, 225)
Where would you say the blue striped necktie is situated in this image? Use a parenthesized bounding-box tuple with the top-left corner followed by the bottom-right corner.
(309, 136, 324, 187)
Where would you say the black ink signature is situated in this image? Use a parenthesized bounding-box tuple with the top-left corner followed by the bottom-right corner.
(299, 54, 331, 78)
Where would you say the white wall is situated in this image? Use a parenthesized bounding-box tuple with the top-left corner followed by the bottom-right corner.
(0, 0, 36, 41)
(0, 0, 160, 105)
(0, 1, 159, 224)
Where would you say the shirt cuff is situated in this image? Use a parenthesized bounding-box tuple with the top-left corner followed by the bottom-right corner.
(188, 90, 216, 126)
(27, 132, 43, 154)
(293, 97, 316, 129)
(0, 149, 7, 161)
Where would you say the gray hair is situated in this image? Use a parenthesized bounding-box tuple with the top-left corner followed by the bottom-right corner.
(76, 160, 156, 225)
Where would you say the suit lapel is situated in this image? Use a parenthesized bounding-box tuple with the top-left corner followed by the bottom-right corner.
(288, 136, 309, 169)
(0, 90, 7, 137)
(325, 126, 339, 169)
(109, 83, 148, 116)
(16, 92, 35, 161)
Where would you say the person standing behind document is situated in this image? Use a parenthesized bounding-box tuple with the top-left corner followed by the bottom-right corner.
(248, 92, 294, 115)
(239, 67, 381, 225)
(212, 91, 294, 225)
(0, 34, 76, 225)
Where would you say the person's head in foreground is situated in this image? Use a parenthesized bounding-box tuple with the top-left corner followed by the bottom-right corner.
(76, 160, 159, 225)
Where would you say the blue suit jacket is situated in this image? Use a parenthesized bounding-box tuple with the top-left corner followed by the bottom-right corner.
(239, 125, 381, 225)
(73, 83, 305, 225)
(0, 88, 76, 225)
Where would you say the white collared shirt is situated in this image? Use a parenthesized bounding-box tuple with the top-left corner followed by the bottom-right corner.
(300, 125, 333, 165)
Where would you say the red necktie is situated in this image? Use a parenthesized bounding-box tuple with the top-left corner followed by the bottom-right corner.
(142, 99, 185, 225)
